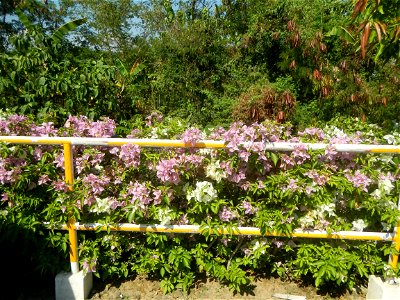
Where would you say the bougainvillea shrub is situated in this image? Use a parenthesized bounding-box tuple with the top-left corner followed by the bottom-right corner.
(1, 112, 399, 293)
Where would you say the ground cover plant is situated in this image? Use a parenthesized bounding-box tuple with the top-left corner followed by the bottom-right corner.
(0, 112, 399, 295)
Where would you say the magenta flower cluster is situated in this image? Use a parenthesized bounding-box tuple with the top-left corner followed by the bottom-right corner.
(156, 158, 181, 185)
(305, 170, 330, 186)
(127, 181, 151, 205)
(82, 174, 111, 205)
(181, 128, 203, 147)
(64, 115, 116, 137)
(345, 170, 372, 192)
(219, 206, 235, 222)
(117, 144, 141, 168)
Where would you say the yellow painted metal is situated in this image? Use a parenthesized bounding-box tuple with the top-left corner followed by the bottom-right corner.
(59, 224, 394, 241)
(390, 221, 400, 269)
(0, 138, 66, 145)
(67, 219, 79, 272)
(370, 148, 400, 153)
(63, 143, 74, 192)
(106, 140, 226, 148)
(63, 143, 79, 273)
(0, 138, 44, 144)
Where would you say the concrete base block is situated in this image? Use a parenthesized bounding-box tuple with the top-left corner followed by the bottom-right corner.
(366, 275, 400, 300)
(55, 271, 93, 300)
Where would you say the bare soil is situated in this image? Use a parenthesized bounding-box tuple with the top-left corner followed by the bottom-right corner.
(89, 275, 367, 300)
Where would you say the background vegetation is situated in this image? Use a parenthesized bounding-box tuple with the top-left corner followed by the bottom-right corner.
(0, 0, 399, 297)
(1, 0, 398, 128)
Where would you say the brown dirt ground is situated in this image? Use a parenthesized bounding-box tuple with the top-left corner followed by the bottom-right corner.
(88, 275, 367, 300)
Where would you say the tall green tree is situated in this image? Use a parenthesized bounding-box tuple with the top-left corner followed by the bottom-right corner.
(59, 0, 142, 62)
(0, 9, 143, 123)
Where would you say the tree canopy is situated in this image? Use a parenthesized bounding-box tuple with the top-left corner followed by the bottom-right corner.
(0, 0, 399, 128)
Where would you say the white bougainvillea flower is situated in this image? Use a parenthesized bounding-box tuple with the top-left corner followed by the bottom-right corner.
(251, 238, 268, 254)
(383, 134, 397, 145)
(316, 203, 336, 217)
(186, 181, 218, 203)
(371, 177, 395, 199)
(205, 160, 227, 182)
(371, 189, 382, 199)
(298, 214, 314, 228)
(352, 219, 367, 232)
(381, 222, 391, 232)
(90, 197, 111, 214)
(379, 179, 394, 194)
(156, 207, 173, 225)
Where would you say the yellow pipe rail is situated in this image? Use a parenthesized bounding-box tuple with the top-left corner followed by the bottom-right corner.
(2, 136, 400, 153)
(391, 221, 400, 269)
(63, 143, 79, 274)
(59, 223, 396, 241)
(0, 136, 399, 272)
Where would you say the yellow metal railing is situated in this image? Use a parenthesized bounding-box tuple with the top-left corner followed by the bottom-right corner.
(1, 136, 399, 273)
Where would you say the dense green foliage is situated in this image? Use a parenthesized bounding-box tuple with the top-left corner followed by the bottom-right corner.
(1, 0, 398, 127)
(0, 0, 399, 296)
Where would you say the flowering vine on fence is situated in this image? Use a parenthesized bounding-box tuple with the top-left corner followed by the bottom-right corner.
(0, 112, 399, 293)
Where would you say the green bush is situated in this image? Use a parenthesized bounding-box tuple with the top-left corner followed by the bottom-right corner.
(0, 113, 399, 295)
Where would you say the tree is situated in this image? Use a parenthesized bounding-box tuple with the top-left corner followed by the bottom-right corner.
(58, 0, 142, 62)
(0, 9, 143, 123)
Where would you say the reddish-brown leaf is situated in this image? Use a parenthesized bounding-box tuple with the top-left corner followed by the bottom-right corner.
(354, 75, 362, 85)
(313, 69, 322, 80)
(287, 20, 296, 31)
(374, 22, 382, 42)
(276, 111, 285, 123)
(361, 22, 371, 58)
(272, 32, 280, 40)
(395, 26, 400, 39)
(322, 86, 330, 97)
(319, 43, 327, 52)
(130, 61, 140, 75)
(291, 32, 300, 48)
(378, 21, 387, 36)
(361, 113, 367, 122)
(353, 0, 368, 17)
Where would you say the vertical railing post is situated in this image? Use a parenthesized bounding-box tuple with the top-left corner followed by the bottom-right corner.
(63, 142, 79, 274)
(388, 195, 400, 275)
(389, 221, 400, 270)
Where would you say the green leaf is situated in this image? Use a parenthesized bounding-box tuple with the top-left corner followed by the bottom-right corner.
(327, 26, 355, 43)
(130, 63, 145, 78)
(375, 43, 385, 62)
(52, 19, 87, 42)
(15, 8, 34, 30)
(270, 152, 279, 166)
(183, 258, 190, 269)
(10, 71, 16, 82)
(38, 77, 46, 85)
(115, 58, 128, 77)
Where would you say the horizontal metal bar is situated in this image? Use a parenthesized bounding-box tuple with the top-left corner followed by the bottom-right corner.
(0, 136, 226, 148)
(263, 142, 400, 153)
(1, 136, 400, 153)
(58, 223, 395, 241)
